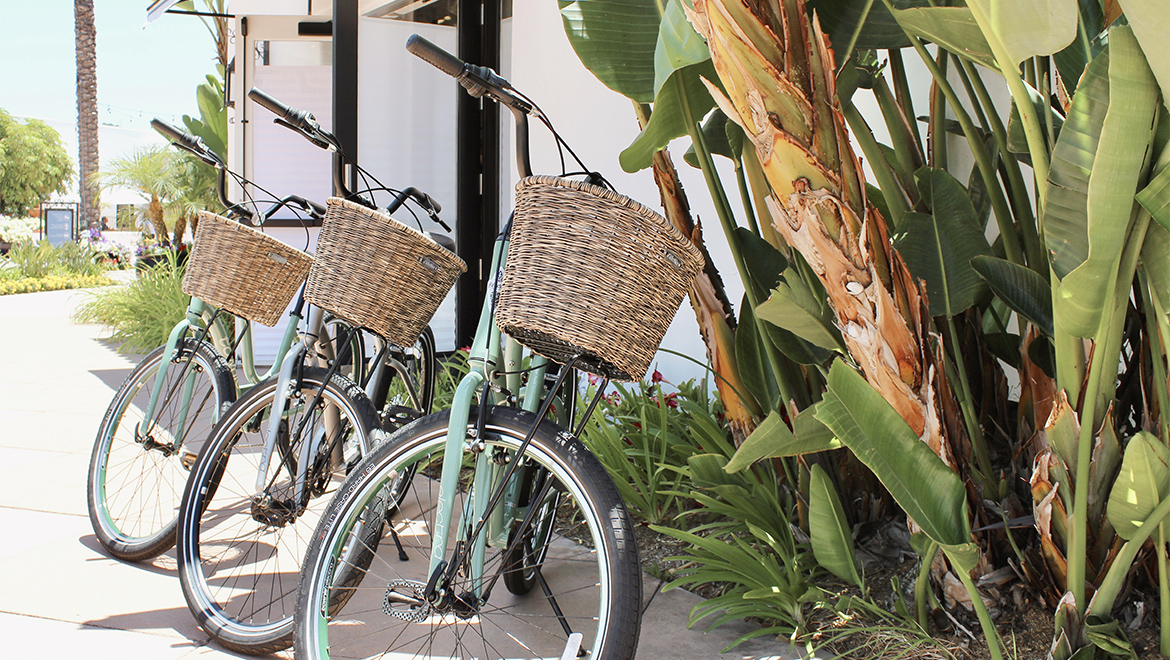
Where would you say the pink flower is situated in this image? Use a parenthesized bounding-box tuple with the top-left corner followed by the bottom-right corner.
(651, 369, 664, 384)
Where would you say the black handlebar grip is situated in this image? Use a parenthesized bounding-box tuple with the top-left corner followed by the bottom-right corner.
(406, 34, 465, 78)
(151, 118, 198, 151)
(248, 87, 295, 121)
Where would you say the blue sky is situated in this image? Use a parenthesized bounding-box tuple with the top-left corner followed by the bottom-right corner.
(0, 1, 216, 129)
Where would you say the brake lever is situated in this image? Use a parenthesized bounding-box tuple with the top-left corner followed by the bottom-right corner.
(273, 117, 334, 151)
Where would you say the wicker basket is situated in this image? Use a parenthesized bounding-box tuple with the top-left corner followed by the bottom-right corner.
(495, 176, 704, 382)
(304, 197, 467, 346)
(182, 211, 314, 327)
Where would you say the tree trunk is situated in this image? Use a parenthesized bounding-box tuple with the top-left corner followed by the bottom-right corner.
(75, 0, 100, 230)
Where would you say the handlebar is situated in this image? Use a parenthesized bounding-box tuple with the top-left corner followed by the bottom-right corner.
(151, 118, 253, 221)
(405, 34, 533, 178)
(263, 194, 326, 222)
(248, 87, 323, 137)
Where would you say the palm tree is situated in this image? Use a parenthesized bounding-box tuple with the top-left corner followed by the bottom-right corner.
(97, 145, 182, 244)
(75, 0, 100, 230)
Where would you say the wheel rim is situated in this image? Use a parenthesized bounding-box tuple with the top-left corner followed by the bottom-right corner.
(181, 376, 370, 639)
(301, 421, 616, 659)
(95, 347, 223, 547)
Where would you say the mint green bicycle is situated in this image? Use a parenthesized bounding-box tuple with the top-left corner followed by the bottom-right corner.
(293, 35, 704, 660)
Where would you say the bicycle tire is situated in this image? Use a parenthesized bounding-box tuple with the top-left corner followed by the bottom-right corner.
(294, 406, 642, 660)
(176, 368, 381, 656)
(87, 339, 235, 562)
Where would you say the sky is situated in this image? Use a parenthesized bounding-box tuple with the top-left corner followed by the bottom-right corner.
(0, 1, 218, 130)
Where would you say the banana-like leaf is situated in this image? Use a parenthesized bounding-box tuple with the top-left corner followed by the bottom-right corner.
(809, 463, 864, 590)
(1006, 81, 1064, 159)
(817, 360, 970, 547)
(653, 0, 708, 96)
(735, 296, 778, 414)
(559, 0, 660, 103)
(735, 226, 788, 303)
(1046, 392, 1081, 476)
(1052, 0, 1105, 94)
(1044, 44, 1110, 280)
(972, 255, 1054, 336)
(1143, 222, 1170, 312)
(889, 6, 997, 71)
(756, 272, 844, 349)
(725, 408, 843, 473)
(1107, 431, 1170, 541)
(807, 0, 933, 58)
(619, 60, 718, 173)
(1137, 165, 1170, 233)
(967, 0, 1078, 67)
(892, 168, 992, 317)
(1055, 27, 1159, 338)
(1117, 0, 1170, 109)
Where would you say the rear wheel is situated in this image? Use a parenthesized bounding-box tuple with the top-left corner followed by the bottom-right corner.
(176, 368, 379, 655)
(294, 406, 642, 660)
(87, 339, 234, 562)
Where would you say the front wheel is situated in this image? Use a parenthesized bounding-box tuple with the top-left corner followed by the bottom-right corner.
(87, 339, 235, 562)
(177, 368, 380, 656)
(294, 406, 642, 660)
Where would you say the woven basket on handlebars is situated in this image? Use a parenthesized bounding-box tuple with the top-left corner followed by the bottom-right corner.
(495, 175, 704, 382)
(182, 211, 313, 327)
(305, 197, 467, 347)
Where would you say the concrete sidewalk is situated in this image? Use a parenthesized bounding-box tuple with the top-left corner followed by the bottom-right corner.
(0, 286, 801, 659)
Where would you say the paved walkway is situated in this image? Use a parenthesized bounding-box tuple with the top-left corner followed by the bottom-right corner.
(0, 284, 804, 659)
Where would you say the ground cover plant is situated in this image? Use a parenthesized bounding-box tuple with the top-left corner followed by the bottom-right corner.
(562, 0, 1168, 657)
(0, 239, 115, 296)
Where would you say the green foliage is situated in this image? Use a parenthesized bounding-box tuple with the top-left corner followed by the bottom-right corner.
(4, 240, 110, 279)
(581, 376, 720, 525)
(73, 252, 190, 353)
(182, 74, 227, 161)
(0, 109, 74, 215)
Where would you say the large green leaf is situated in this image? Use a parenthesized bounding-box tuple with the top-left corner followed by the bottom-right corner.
(817, 360, 970, 547)
(653, 0, 708, 97)
(619, 60, 718, 173)
(1106, 431, 1170, 540)
(1055, 27, 1159, 338)
(1137, 165, 1170, 233)
(971, 255, 1054, 336)
(559, 0, 660, 103)
(1143, 222, 1170, 312)
(806, 0, 933, 60)
(889, 6, 998, 71)
(967, 0, 1078, 66)
(1006, 81, 1064, 160)
(725, 408, 844, 473)
(735, 296, 777, 414)
(892, 168, 992, 317)
(1117, 0, 1170, 110)
(735, 227, 788, 303)
(809, 463, 864, 590)
(1052, 0, 1104, 94)
(756, 272, 844, 349)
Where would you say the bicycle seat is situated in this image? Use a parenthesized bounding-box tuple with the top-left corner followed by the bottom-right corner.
(426, 232, 456, 254)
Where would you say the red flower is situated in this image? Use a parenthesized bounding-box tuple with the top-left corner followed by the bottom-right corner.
(651, 369, 665, 384)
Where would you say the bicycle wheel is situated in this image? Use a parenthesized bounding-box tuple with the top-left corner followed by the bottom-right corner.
(87, 338, 235, 562)
(295, 406, 642, 660)
(177, 368, 380, 656)
(372, 326, 436, 429)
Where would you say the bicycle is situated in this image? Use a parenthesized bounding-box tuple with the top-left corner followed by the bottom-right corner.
(86, 120, 342, 563)
(292, 35, 705, 660)
(174, 88, 466, 655)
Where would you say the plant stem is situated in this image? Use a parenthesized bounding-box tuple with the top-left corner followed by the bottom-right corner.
(1090, 492, 1170, 616)
(674, 76, 793, 409)
(954, 560, 1005, 660)
(944, 315, 994, 484)
(915, 540, 938, 633)
(930, 50, 948, 170)
(878, 2, 1026, 265)
(839, 98, 911, 223)
(1139, 269, 1170, 445)
(1159, 527, 1170, 657)
(734, 159, 760, 235)
(889, 50, 923, 151)
(965, 0, 1050, 210)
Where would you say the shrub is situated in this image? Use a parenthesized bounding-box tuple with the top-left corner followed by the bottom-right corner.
(4, 240, 110, 278)
(73, 252, 189, 353)
(0, 215, 38, 246)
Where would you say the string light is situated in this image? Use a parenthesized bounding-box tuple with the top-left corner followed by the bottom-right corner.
(97, 101, 186, 128)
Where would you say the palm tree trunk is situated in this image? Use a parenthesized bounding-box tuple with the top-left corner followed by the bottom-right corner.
(75, 0, 100, 231)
